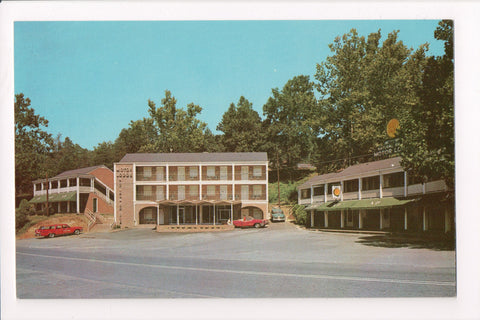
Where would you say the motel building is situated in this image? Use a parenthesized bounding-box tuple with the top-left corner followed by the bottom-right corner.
(298, 157, 455, 234)
(114, 152, 269, 231)
(29, 165, 115, 215)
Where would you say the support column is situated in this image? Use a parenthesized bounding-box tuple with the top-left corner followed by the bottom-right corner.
(177, 204, 179, 225)
(340, 210, 345, 228)
(311, 211, 314, 228)
(157, 206, 159, 225)
(404, 171, 408, 197)
(213, 203, 216, 225)
(324, 212, 328, 228)
(423, 207, 428, 231)
(359, 210, 363, 229)
(67, 201, 70, 213)
(324, 183, 328, 202)
(404, 208, 408, 231)
(230, 203, 233, 224)
(445, 207, 451, 233)
(358, 178, 362, 200)
(379, 174, 383, 198)
(379, 209, 383, 230)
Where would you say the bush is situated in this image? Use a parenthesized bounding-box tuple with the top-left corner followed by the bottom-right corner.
(269, 181, 299, 205)
(291, 204, 307, 226)
(16, 199, 34, 232)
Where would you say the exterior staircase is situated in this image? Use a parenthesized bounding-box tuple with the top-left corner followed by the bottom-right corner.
(85, 209, 114, 233)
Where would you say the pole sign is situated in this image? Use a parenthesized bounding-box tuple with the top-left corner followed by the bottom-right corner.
(332, 185, 341, 199)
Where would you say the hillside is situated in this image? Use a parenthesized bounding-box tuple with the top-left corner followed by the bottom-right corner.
(16, 214, 89, 240)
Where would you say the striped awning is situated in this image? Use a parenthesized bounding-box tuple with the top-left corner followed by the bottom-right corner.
(29, 191, 77, 204)
(306, 197, 416, 211)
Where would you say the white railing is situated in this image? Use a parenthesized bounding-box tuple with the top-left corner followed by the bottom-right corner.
(85, 208, 97, 231)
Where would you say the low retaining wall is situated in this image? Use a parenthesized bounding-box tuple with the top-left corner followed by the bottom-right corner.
(156, 224, 235, 233)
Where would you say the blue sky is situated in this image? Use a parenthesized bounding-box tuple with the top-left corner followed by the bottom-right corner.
(14, 20, 445, 150)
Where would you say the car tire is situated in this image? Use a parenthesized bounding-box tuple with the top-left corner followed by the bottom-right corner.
(254, 223, 260, 228)
(74, 229, 80, 235)
(48, 233, 55, 238)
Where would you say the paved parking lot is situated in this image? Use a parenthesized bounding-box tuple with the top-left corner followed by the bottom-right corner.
(16, 221, 456, 298)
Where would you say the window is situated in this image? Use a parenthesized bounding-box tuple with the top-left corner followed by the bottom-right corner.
(51, 181, 58, 188)
(313, 185, 324, 196)
(189, 167, 198, 179)
(189, 185, 198, 196)
(56, 225, 62, 229)
(93, 198, 98, 213)
(301, 189, 311, 199)
(35, 183, 42, 190)
(253, 185, 262, 197)
(220, 166, 228, 180)
(156, 187, 164, 200)
(362, 176, 380, 191)
(69, 178, 77, 186)
(253, 166, 262, 177)
(60, 180, 68, 188)
(178, 167, 185, 181)
(207, 166, 216, 178)
(383, 172, 404, 188)
(143, 185, 152, 196)
(344, 179, 359, 193)
(207, 185, 216, 196)
(143, 167, 152, 178)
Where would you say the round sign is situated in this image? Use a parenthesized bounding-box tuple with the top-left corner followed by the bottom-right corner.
(333, 187, 341, 197)
(387, 119, 400, 138)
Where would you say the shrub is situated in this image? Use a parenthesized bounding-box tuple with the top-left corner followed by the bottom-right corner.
(16, 199, 34, 232)
(291, 204, 307, 226)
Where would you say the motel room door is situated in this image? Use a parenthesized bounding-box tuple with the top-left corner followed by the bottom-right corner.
(220, 185, 228, 200)
(158, 208, 165, 225)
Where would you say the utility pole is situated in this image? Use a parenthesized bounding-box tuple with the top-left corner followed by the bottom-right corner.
(45, 173, 49, 216)
(276, 149, 280, 208)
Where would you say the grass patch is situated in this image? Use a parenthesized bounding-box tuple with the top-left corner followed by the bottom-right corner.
(16, 214, 54, 235)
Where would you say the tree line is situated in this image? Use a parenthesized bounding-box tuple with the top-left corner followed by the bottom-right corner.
(15, 20, 454, 199)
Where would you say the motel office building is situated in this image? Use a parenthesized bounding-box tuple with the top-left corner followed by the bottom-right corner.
(298, 157, 454, 234)
(114, 152, 269, 228)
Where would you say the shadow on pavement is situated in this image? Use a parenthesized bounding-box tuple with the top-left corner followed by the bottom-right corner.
(356, 233, 456, 251)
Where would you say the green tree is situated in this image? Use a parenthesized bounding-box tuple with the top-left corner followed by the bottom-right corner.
(398, 20, 454, 187)
(15, 93, 53, 197)
(146, 90, 213, 152)
(115, 118, 157, 154)
(217, 96, 264, 152)
(314, 29, 424, 170)
(263, 75, 319, 171)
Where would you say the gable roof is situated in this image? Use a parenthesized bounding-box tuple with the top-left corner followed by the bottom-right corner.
(54, 165, 110, 178)
(298, 157, 403, 189)
(119, 152, 268, 163)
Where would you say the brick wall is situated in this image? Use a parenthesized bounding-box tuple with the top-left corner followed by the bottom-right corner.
(115, 164, 135, 227)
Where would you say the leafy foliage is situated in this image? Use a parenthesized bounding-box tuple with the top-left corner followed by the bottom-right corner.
(291, 204, 307, 225)
(16, 199, 34, 231)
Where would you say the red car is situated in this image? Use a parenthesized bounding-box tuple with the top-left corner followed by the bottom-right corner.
(233, 216, 269, 228)
(35, 224, 83, 238)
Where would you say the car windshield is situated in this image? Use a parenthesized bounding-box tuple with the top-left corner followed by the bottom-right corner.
(39, 226, 47, 230)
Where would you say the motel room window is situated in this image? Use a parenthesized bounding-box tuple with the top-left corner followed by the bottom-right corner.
(51, 181, 58, 188)
(60, 180, 68, 188)
(253, 166, 262, 178)
(313, 185, 325, 196)
(143, 185, 152, 196)
(144, 167, 152, 178)
(189, 167, 198, 179)
(383, 172, 404, 188)
(362, 176, 380, 191)
(253, 185, 262, 199)
(207, 166, 216, 179)
(344, 179, 359, 193)
(301, 189, 311, 199)
(189, 185, 199, 197)
(177, 167, 185, 181)
(156, 186, 164, 201)
(69, 178, 76, 186)
(207, 185, 216, 197)
(35, 183, 42, 191)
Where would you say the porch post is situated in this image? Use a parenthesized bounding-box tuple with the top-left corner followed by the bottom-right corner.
(310, 211, 314, 228)
(358, 178, 362, 200)
(213, 203, 216, 225)
(404, 208, 408, 230)
(230, 203, 233, 223)
(340, 210, 344, 228)
(422, 207, 428, 231)
(196, 204, 198, 225)
(157, 206, 159, 225)
(379, 174, 383, 199)
(359, 210, 363, 229)
(177, 204, 179, 225)
(324, 212, 328, 228)
(379, 209, 383, 230)
(67, 201, 70, 213)
(445, 207, 451, 233)
(58, 202, 61, 213)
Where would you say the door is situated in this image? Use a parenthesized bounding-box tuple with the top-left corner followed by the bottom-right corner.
(241, 185, 249, 200)
(158, 208, 165, 225)
(178, 186, 185, 200)
(220, 166, 228, 180)
(220, 185, 228, 200)
(241, 166, 249, 180)
(179, 207, 185, 224)
(178, 167, 185, 181)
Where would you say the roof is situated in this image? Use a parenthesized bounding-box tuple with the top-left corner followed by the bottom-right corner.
(119, 152, 268, 163)
(54, 165, 110, 178)
(33, 165, 110, 183)
(29, 191, 77, 203)
(305, 197, 416, 211)
(298, 157, 403, 189)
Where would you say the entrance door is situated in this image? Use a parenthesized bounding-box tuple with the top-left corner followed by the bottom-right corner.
(241, 185, 249, 200)
(178, 186, 185, 200)
(219, 208, 231, 223)
(220, 166, 228, 180)
(241, 166, 249, 180)
(158, 208, 164, 225)
(220, 185, 228, 200)
(178, 207, 185, 224)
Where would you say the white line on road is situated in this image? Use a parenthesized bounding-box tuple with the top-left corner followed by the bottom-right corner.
(17, 251, 455, 287)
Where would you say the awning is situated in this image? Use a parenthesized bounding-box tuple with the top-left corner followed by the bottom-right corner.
(29, 191, 77, 204)
(156, 199, 242, 206)
(306, 197, 416, 211)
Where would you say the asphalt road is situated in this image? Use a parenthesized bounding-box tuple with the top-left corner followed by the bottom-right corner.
(16, 222, 456, 298)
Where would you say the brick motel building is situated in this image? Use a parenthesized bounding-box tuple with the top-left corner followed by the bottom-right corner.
(114, 152, 269, 231)
(298, 157, 455, 234)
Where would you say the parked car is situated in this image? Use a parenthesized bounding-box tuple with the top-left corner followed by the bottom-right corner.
(270, 207, 286, 222)
(35, 224, 83, 238)
(233, 216, 269, 228)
